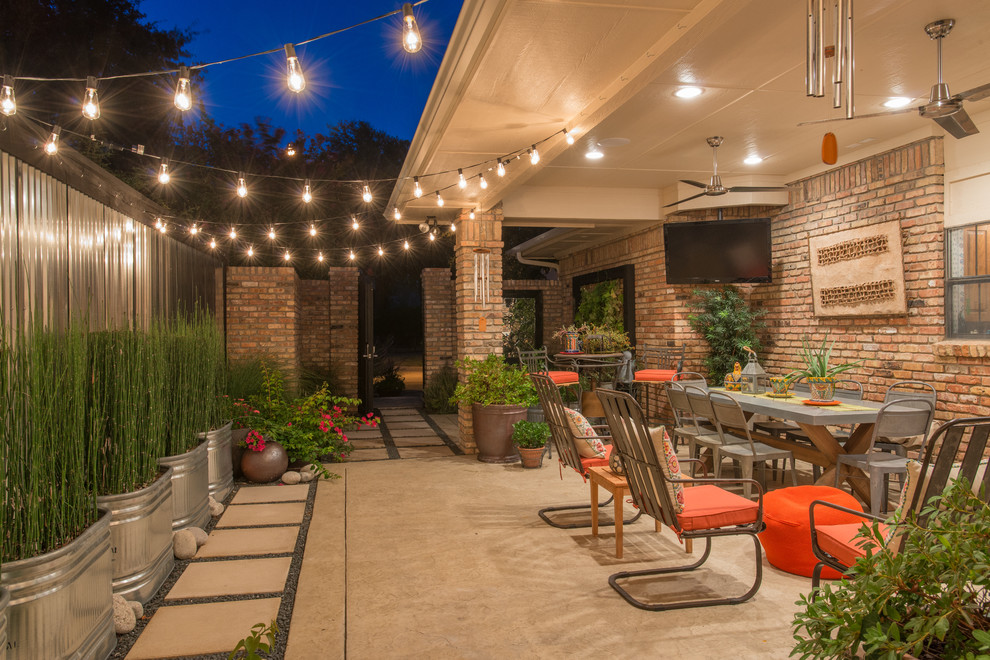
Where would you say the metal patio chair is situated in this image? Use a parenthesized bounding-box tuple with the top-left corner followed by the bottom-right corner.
(682, 384, 747, 478)
(597, 388, 766, 611)
(631, 344, 685, 423)
(665, 382, 719, 453)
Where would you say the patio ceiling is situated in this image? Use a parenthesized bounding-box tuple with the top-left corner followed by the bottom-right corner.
(389, 0, 990, 256)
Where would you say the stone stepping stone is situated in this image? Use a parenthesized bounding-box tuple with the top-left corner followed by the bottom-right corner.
(346, 438, 386, 449)
(390, 428, 442, 438)
(167, 557, 292, 600)
(396, 446, 456, 459)
(125, 598, 281, 659)
(344, 429, 384, 439)
(216, 502, 306, 527)
(196, 527, 299, 558)
(385, 421, 432, 430)
(232, 484, 309, 504)
(391, 436, 445, 447)
(341, 448, 390, 462)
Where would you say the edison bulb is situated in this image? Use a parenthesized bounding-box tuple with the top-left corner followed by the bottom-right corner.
(158, 161, 170, 184)
(362, 185, 372, 203)
(1, 76, 16, 117)
(479, 174, 488, 189)
(530, 146, 540, 165)
(189, 224, 198, 235)
(268, 228, 276, 240)
(209, 239, 216, 249)
(302, 181, 312, 203)
(229, 227, 237, 239)
(236, 176, 247, 198)
(377, 246, 384, 256)
(82, 77, 100, 120)
(318, 252, 324, 262)
(458, 169, 466, 189)
(349, 250, 356, 261)
(393, 207, 401, 221)
(310, 224, 317, 237)
(284, 251, 291, 261)
(403, 240, 409, 250)
(497, 160, 505, 177)
(284, 44, 306, 93)
(401, 3, 422, 53)
(174, 66, 192, 111)
(413, 177, 423, 198)
(352, 217, 359, 231)
(564, 129, 575, 145)
(436, 191, 444, 207)
(248, 246, 254, 257)
(45, 127, 61, 154)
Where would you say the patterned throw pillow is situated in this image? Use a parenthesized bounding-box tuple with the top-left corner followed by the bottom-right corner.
(649, 426, 685, 513)
(562, 407, 607, 458)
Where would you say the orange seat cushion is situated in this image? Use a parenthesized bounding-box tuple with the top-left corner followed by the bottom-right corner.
(675, 484, 760, 531)
(815, 522, 887, 569)
(634, 369, 677, 382)
(579, 443, 613, 472)
(548, 371, 579, 385)
(758, 485, 864, 578)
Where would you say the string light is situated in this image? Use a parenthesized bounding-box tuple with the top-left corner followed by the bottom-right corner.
(403, 240, 409, 250)
(209, 238, 217, 249)
(236, 174, 248, 198)
(248, 245, 254, 257)
(174, 66, 192, 111)
(286, 143, 296, 157)
(189, 223, 198, 235)
(229, 227, 237, 239)
(413, 177, 423, 198)
(302, 179, 313, 203)
(1, 76, 15, 116)
(401, 3, 422, 53)
(362, 184, 373, 203)
(450, 222, 456, 232)
(284, 44, 306, 93)
(158, 223, 167, 234)
(530, 145, 540, 165)
(284, 250, 291, 261)
(158, 159, 170, 184)
(154, 218, 162, 229)
(429, 232, 436, 242)
(469, 210, 476, 220)
(268, 227, 277, 240)
(377, 245, 384, 256)
(82, 77, 100, 120)
(351, 216, 360, 230)
(479, 174, 488, 189)
(349, 250, 356, 260)
(393, 207, 401, 221)
(44, 126, 61, 154)
(497, 159, 506, 177)
(458, 169, 466, 189)
(318, 251, 324, 262)
(564, 129, 575, 145)
(435, 191, 444, 207)
(309, 224, 317, 236)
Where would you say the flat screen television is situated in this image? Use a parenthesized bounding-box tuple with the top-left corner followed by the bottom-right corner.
(663, 217, 772, 284)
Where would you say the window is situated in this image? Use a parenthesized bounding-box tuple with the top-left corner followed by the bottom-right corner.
(503, 290, 542, 359)
(946, 221, 990, 337)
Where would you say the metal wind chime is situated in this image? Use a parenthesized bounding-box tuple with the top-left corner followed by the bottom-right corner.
(807, 0, 855, 117)
(473, 248, 491, 306)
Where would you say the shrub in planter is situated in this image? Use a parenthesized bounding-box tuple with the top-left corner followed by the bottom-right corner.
(512, 420, 550, 469)
(424, 365, 458, 414)
(687, 286, 766, 384)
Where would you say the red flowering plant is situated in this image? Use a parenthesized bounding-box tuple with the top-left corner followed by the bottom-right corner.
(244, 430, 266, 452)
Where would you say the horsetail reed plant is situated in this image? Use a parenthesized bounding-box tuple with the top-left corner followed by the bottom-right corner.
(163, 309, 224, 456)
(1, 319, 97, 563)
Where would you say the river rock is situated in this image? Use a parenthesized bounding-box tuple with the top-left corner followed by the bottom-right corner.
(281, 471, 301, 485)
(113, 597, 136, 634)
(208, 496, 224, 517)
(129, 600, 144, 619)
(300, 470, 314, 483)
(189, 527, 208, 547)
(173, 529, 197, 559)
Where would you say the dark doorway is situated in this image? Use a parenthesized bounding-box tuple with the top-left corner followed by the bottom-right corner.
(503, 289, 543, 361)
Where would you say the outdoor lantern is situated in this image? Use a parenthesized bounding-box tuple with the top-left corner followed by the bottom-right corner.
(739, 347, 768, 394)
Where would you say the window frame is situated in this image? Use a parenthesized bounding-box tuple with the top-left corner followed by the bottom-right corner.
(945, 221, 990, 339)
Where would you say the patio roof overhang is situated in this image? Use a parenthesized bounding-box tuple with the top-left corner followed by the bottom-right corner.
(389, 0, 990, 258)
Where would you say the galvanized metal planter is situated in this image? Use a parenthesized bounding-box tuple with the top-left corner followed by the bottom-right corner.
(0, 509, 116, 660)
(0, 586, 9, 660)
(158, 440, 211, 531)
(199, 421, 233, 502)
(95, 467, 175, 604)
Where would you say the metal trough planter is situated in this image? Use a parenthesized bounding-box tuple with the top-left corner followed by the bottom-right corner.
(95, 467, 175, 604)
(199, 421, 233, 502)
(158, 439, 211, 531)
(0, 509, 116, 660)
(0, 586, 9, 660)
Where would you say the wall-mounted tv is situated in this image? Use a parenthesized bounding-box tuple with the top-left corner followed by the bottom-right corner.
(663, 217, 772, 284)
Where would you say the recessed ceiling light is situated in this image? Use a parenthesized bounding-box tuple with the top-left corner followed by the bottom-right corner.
(585, 147, 604, 160)
(743, 155, 763, 165)
(883, 96, 913, 108)
(674, 86, 704, 99)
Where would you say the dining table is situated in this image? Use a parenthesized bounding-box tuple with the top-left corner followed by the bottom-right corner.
(709, 387, 887, 505)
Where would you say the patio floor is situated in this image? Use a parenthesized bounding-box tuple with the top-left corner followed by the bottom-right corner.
(116, 409, 817, 659)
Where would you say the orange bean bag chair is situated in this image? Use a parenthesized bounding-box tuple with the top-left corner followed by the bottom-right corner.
(758, 485, 863, 579)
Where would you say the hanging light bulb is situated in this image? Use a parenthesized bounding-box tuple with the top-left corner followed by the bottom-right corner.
(362, 184, 373, 203)
(209, 238, 217, 249)
(349, 250, 356, 261)
(247, 245, 254, 257)
(564, 129, 575, 145)
(44, 126, 61, 155)
(189, 223, 198, 235)
(158, 159, 170, 184)
(236, 174, 247, 198)
(1, 75, 16, 117)
(469, 210, 476, 220)
(284, 44, 306, 93)
(268, 227, 276, 240)
(82, 76, 100, 119)
(530, 145, 540, 165)
(154, 218, 162, 230)
(393, 207, 401, 221)
(450, 222, 457, 232)
(318, 251, 324, 262)
(413, 177, 423, 198)
(307, 224, 316, 237)
(284, 250, 291, 262)
(286, 143, 296, 157)
(403, 240, 410, 250)
(174, 66, 192, 111)
(458, 169, 466, 189)
(158, 223, 167, 234)
(497, 159, 506, 177)
(479, 174, 488, 189)
(351, 216, 360, 231)
(435, 191, 444, 207)
(401, 3, 422, 53)
(429, 231, 436, 242)
(377, 246, 384, 257)
(302, 179, 312, 203)
(229, 227, 237, 239)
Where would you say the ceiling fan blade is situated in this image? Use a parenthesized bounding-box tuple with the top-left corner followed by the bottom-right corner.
(934, 107, 980, 139)
(663, 191, 709, 208)
(797, 107, 916, 127)
(957, 82, 990, 102)
(679, 179, 708, 189)
(727, 185, 789, 193)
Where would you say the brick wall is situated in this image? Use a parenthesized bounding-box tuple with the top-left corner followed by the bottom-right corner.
(422, 267, 455, 385)
(502, 278, 569, 353)
(560, 137, 989, 422)
(298, 279, 330, 374)
(328, 267, 360, 400)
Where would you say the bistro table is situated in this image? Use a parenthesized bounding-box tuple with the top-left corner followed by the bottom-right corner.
(709, 388, 885, 505)
(555, 352, 628, 417)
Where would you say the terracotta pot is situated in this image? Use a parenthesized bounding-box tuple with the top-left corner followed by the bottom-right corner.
(517, 446, 545, 469)
(240, 440, 289, 483)
(471, 403, 526, 464)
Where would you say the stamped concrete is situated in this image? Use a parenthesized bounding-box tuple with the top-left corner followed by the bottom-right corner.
(232, 484, 310, 504)
(395, 446, 456, 459)
(167, 557, 292, 599)
(346, 438, 387, 449)
(196, 526, 300, 558)
(342, 448, 390, 462)
(391, 436, 446, 447)
(216, 501, 306, 527)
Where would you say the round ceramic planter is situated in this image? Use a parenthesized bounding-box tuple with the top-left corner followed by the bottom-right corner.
(0, 586, 9, 660)
(158, 440, 211, 531)
(472, 403, 526, 464)
(95, 467, 175, 604)
(517, 446, 545, 468)
(241, 440, 289, 483)
(199, 421, 233, 502)
(0, 509, 116, 660)
(808, 377, 836, 401)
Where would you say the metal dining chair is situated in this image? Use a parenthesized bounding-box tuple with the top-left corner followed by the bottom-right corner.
(683, 385, 748, 478)
(631, 344, 684, 424)
(665, 382, 720, 454)
(834, 397, 935, 516)
(708, 391, 798, 499)
(876, 380, 937, 456)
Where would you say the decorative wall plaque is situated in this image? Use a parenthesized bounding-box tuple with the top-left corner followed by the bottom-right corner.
(808, 220, 907, 317)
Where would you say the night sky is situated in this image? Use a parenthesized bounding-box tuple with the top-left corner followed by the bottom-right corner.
(137, 0, 463, 141)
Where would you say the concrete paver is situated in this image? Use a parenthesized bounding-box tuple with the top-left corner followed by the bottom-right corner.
(196, 527, 300, 558)
(216, 502, 306, 527)
(167, 557, 292, 599)
(391, 436, 445, 447)
(342, 448, 390, 462)
(232, 484, 310, 504)
(395, 446, 456, 459)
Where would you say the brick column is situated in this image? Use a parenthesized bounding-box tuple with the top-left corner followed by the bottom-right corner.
(422, 267, 455, 385)
(328, 267, 360, 400)
(298, 279, 331, 375)
(454, 206, 505, 453)
(225, 266, 300, 377)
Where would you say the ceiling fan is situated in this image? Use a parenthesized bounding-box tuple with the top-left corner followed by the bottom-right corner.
(664, 136, 788, 208)
(799, 19, 990, 139)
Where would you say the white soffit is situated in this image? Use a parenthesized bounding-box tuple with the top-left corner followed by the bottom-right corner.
(500, 186, 663, 224)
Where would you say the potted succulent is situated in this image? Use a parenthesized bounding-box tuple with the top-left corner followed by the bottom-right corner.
(786, 333, 861, 401)
(451, 354, 537, 464)
(512, 420, 551, 469)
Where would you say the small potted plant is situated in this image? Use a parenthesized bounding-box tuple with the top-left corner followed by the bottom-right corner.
(512, 420, 551, 469)
(450, 354, 537, 463)
(786, 333, 861, 401)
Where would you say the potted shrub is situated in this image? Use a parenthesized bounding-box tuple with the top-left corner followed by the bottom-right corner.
(512, 420, 550, 468)
(786, 333, 861, 401)
(451, 354, 537, 463)
(687, 286, 767, 384)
